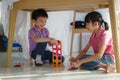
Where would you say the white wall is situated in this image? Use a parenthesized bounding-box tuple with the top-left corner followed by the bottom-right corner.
(46, 11, 73, 55)
(45, 8, 111, 56)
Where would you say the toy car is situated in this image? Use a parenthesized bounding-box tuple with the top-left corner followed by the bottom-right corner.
(3, 37, 22, 52)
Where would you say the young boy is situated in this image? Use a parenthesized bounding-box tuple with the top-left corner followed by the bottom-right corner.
(28, 9, 64, 66)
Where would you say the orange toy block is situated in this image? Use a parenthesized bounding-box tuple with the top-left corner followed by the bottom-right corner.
(52, 40, 62, 68)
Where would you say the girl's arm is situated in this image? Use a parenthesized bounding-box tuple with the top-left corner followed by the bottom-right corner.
(75, 43, 91, 60)
(70, 43, 91, 62)
(79, 44, 106, 64)
(72, 44, 106, 67)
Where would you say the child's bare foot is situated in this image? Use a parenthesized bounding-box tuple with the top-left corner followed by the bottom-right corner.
(105, 65, 116, 73)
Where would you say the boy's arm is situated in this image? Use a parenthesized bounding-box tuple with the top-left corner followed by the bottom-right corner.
(31, 33, 50, 42)
(31, 32, 58, 44)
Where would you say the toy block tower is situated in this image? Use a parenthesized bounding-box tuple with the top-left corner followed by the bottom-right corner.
(52, 40, 62, 68)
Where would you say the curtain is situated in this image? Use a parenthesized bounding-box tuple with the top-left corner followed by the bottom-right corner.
(1, 0, 19, 36)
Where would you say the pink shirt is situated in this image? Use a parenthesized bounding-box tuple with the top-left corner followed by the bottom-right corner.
(89, 26, 114, 61)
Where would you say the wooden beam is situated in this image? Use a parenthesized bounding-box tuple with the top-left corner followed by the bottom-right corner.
(14, 0, 108, 11)
(98, 4, 109, 8)
(70, 11, 76, 56)
(6, 6, 17, 68)
(18, 4, 108, 13)
(108, 0, 120, 73)
(23, 7, 96, 13)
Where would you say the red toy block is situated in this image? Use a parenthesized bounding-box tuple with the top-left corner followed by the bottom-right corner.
(52, 40, 62, 68)
(13, 62, 21, 67)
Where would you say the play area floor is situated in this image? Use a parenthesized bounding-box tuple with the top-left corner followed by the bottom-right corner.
(0, 51, 120, 80)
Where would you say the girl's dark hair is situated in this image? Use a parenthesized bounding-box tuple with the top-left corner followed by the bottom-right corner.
(32, 9, 48, 20)
(85, 11, 109, 30)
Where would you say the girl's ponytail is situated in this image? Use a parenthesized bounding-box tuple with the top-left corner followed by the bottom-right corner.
(85, 11, 109, 30)
(102, 20, 109, 30)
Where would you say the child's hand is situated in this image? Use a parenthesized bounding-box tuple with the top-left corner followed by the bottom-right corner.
(69, 57, 76, 62)
(71, 60, 81, 68)
(49, 38, 58, 45)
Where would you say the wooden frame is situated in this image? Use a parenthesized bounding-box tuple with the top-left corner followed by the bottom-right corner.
(70, 11, 89, 56)
(6, 0, 120, 73)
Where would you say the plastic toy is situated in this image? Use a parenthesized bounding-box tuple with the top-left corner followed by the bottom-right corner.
(52, 40, 62, 68)
(68, 67, 78, 71)
(13, 62, 21, 67)
(3, 37, 22, 52)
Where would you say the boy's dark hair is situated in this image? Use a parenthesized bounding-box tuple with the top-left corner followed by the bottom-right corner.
(32, 9, 48, 20)
(85, 11, 109, 30)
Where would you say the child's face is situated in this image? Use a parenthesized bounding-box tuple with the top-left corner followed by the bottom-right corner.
(33, 17, 47, 29)
(85, 21, 98, 33)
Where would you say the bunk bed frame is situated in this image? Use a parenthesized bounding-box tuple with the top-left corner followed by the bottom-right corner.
(6, 0, 120, 73)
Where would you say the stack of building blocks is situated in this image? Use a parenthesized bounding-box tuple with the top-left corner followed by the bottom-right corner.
(52, 40, 62, 68)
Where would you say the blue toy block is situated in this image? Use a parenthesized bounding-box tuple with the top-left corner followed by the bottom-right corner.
(3, 37, 22, 52)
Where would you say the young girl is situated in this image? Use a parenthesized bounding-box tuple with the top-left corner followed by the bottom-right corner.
(69, 11, 115, 73)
